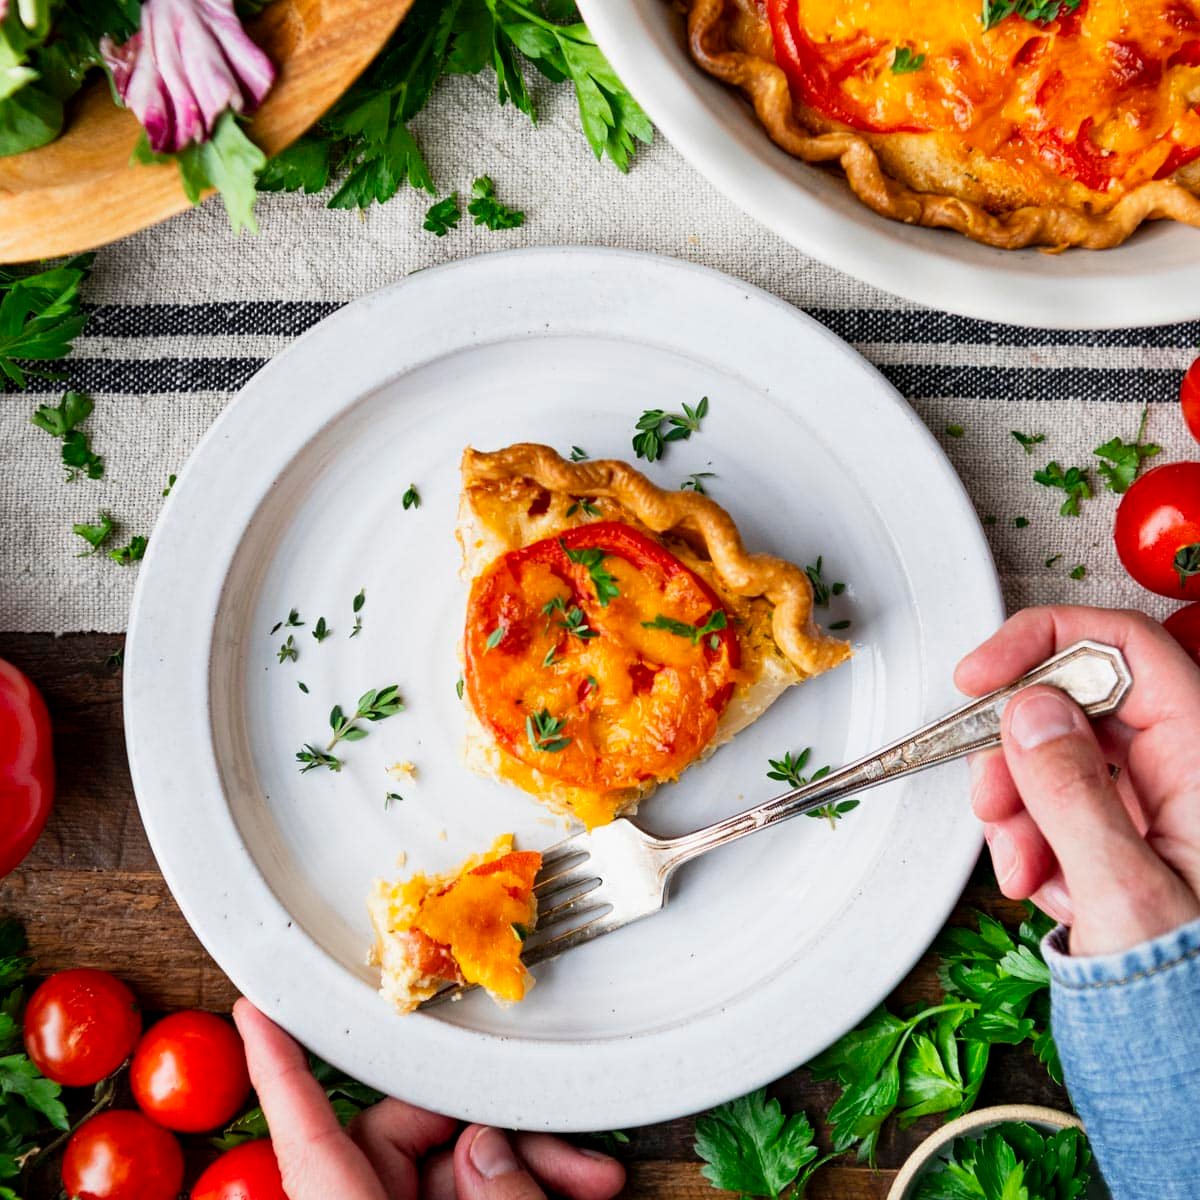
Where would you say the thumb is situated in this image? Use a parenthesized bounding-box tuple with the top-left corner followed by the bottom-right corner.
(455, 1126, 547, 1200)
(1002, 686, 1200, 955)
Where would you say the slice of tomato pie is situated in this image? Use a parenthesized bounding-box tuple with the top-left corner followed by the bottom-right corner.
(369, 835, 540, 1013)
(456, 443, 850, 830)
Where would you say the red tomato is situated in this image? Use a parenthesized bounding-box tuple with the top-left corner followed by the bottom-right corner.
(1114, 462, 1200, 599)
(1164, 602, 1200, 665)
(192, 1140, 287, 1200)
(0, 658, 54, 878)
(23, 969, 141, 1087)
(1181, 356, 1200, 443)
(61, 1110, 183, 1200)
(130, 1010, 251, 1132)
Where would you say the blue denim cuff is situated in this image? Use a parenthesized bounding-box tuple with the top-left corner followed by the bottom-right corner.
(1042, 914, 1200, 991)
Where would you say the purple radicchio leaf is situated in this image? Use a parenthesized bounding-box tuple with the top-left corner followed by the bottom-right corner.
(101, 0, 275, 154)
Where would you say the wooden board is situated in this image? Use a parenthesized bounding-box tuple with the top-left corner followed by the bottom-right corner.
(0, 631, 1072, 1195)
(0, 0, 412, 262)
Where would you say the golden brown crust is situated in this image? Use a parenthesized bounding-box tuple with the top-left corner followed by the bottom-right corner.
(461, 443, 851, 679)
(686, 0, 1200, 250)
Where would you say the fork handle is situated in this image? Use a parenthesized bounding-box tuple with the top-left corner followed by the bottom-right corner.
(660, 639, 1132, 870)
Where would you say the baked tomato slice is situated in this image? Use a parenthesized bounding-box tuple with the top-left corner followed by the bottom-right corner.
(464, 522, 739, 799)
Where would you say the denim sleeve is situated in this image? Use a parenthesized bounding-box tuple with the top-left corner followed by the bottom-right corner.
(1043, 915, 1200, 1199)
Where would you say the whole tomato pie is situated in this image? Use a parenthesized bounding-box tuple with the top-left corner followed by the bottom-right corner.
(457, 444, 850, 829)
(685, 0, 1200, 248)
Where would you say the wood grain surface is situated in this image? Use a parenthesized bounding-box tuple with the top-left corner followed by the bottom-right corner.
(0, 0, 413, 263)
(0, 631, 1071, 1196)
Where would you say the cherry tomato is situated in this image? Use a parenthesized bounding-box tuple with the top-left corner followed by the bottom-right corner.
(1114, 462, 1200, 599)
(61, 1110, 183, 1200)
(23, 969, 141, 1087)
(192, 1140, 287, 1200)
(0, 657, 54, 879)
(130, 1010, 251, 1132)
(1164, 602, 1200, 665)
(1181, 356, 1200, 443)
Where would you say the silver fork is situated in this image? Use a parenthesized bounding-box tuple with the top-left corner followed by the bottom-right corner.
(421, 639, 1131, 1009)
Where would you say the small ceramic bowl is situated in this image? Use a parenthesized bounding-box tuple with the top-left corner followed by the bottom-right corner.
(887, 1104, 1110, 1200)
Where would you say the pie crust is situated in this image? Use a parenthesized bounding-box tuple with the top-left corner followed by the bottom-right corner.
(685, 0, 1200, 250)
(457, 443, 850, 827)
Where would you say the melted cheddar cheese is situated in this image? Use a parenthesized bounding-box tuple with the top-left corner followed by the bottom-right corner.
(368, 835, 540, 1013)
(772, 0, 1200, 194)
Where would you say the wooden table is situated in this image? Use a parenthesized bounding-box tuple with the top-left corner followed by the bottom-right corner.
(0, 632, 1070, 1199)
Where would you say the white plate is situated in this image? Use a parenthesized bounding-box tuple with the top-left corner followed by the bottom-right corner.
(124, 248, 1002, 1131)
(578, 0, 1200, 330)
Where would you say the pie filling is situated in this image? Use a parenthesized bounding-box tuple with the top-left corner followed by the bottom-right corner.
(771, 0, 1200, 192)
(464, 521, 741, 827)
(369, 835, 541, 1012)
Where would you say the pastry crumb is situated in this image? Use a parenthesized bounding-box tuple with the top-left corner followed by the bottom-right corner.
(394, 850, 408, 868)
(387, 761, 417, 781)
(436, 829, 448, 841)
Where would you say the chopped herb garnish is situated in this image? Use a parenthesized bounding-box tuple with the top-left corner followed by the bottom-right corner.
(541, 595, 568, 618)
(486, 624, 507, 651)
(1045, 553, 1062, 568)
(632, 397, 709, 462)
(511, 922, 530, 942)
(642, 610, 727, 646)
(526, 708, 571, 753)
(1011, 430, 1046, 454)
(313, 617, 331, 642)
(277, 635, 299, 664)
(829, 619, 851, 631)
(1069, 564, 1087, 580)
(72, 511, 115, 556)
(384, 792, 404, 809)
(105, 648, 124, 672)
(32, 391, 104, 481)
(455, 675, 465, 700)
(558, 606, 598, 641)
(325, 685, 404, 752)
(767, 748, 856, 828)
(1093, 406, 1161, 494)
(1014, 516, 1029, 529)
(351, 588, 365, 638)
(982, 0, 1082, 32)
(297, 744, 342, 774)
(569, 446, 589, 461)
(423, 193, 460, 236)
(542, 647, 560, 668)
(681, 472, 716, 495)
(1033, 461, 1093, 517)
(468, 176, 525, 230)
(562, 541, 620, 606)
(298, 681, 309, 693)
(804, 557, 844, 607)
(566, 497, 601, 517)
(163, 474, 177, 496)
(891, 46, 926, 73)
(108, 535, 148, 567)
(945, 423, 965, 438)
(402, 484, 421, 510)
(982, 515, 998, 526)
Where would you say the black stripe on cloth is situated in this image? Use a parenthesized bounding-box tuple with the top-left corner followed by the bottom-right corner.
(9, 358, 1176, 401)
(880, 365, 1179, 402)
(77, 301, 1200, 349)
(808, 309, 1200, 349)
(17, 358, 267, 394)
(82, 301, 342, 338)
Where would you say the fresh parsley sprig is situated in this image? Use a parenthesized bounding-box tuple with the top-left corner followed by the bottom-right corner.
(424, 194, 461, 236)
(0, 256, 93, 390)
(632, 397, 709, 462)
(72, 511, 115, 556)
(562, 541, 619, 605)
(1093, 406, 1160, 494)
(31, 391, 104, 481)
(107, 534, 147, 567)
(467, 176, 525, 230)
(642, 609, 726, 648)
(914, 1123, 1093, 1200)
(1033, 462, 1092, 517)
(695, 1089, 835, 1200)
(767, 748, 856, 827)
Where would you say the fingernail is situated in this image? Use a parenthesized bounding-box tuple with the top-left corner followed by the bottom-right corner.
(985, 825, 1019, 886)
(470, 1127, 519, 1179)
(1009, 691, 1080, 751)
(1040, 880, 1075, 926)
(579, 1148, 618, 1161)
